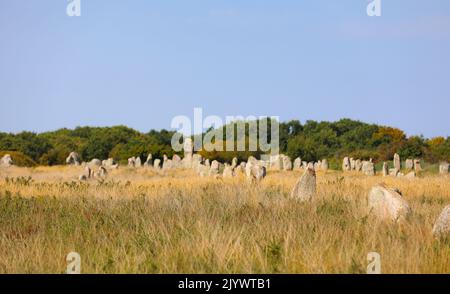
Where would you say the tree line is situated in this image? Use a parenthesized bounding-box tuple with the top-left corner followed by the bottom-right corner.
(0, 119, 449, 167)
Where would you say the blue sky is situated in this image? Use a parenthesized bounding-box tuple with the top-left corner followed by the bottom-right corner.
(0, 0, 449, 137)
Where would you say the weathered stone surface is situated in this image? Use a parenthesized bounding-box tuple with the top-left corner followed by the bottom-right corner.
(245, 161, 266, 182)
(128, 157, 136, 167)
(231, 157, 238, 168)
(362, 161, 375, 176)
(144, 154, 153, 166)
(321, 159, 329, 171)
(314, 162, 320, 171)
(153, 159, 161, 169)
(382, 162, 389, 177)
(350, 158, 356, 170)
(439, 162, 449, 175)
(89, 159, 102, 167)
(66, 152, 80, 166)
(432, 205, 450, 238)
(290, 167, 316, 201)
(342, 157, 351, 171)
(135, 157, 142, 167)
(196, 164, 209, 177)
(405, 159, 414, 170)
(103, 158, 118, 169)
(204, 159, 210, 167)
(184, 138, 193, 156)
(302, 161, 308, 169)
(368, 184, 411, 222)
(269, 154, 282, 170)
(84, 166, 92, 179)
(394, 153, 401, 172)
(282, 155, 292, 171)
(98, 166, 108, 178)
(209, 160, 220, 176)
(223, 164, 235, 178)
(163, 159, 173, 170)
(293, 157, 302, 170)
(191, 154, 202, 169)
(389, 168, 399, 177)
(355, 159, 363, 172)
(0, 154, 13, 167)
(413, 159, 422, 172)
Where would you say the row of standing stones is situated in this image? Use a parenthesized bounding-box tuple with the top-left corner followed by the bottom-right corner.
(2, 143, 450, 238)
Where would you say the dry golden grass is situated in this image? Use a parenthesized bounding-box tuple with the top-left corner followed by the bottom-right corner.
(0, 166, 449, 273)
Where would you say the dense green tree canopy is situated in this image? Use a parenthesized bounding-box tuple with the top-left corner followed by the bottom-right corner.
(0, 119, 449, 166)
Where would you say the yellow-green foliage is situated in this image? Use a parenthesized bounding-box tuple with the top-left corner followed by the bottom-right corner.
(0, 151, 36, 167)
(0, 166, 449, 273)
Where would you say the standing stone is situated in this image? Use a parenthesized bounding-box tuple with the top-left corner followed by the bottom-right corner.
(342, 157, 351, 171)
(163, 159, 173, 170)
(98, 166, 108, 178)
(405, 159, 414, 170)
(282, 155, 292, 171)
(128, 157, 136, 167)
(84, 166, 92, 179)
(394, 153, 401, 172)
(355, 159, 363, 172)
(183, 138, 194, 168)
(439, 162, 449, 175)
(302, 161, 308, 169)
(196, 164, 210, 177)
(191, 154, 202, 169)
(293, 157, 302, 170)
(172, 155, 181, 168)
(245, 161, 266, 182)
(253, 165, 266, 182)
(153, 159, 161, 169)
(89, 159, 102, 167)
(432, 205, 450, 238)
(290, 167, 316, 201)
(66, 152, 81, 166)
(209, 160, 220, 176)
(204, 159, 210, 167)
(103, 158, 118, 169)
(0, 154, 13, 167)
(145, 154, 153, 166)
(382, 162, 389, 177)
(223, 164, 235, 178)
(321, 159, 329, 171)
(362, 161, 375, 176)
(413, 159, 422, 172)
(314, 162, 320, 171)
(368, 184, 411, 222)
(231, 157, 238, 168)
(135, 157, 142, 167)
(270, 154, 282, 170)
(389, 168, 399, 177)
(350, 158, 356, 170)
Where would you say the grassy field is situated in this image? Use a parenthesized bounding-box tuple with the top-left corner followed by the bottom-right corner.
(0, 166, 449, 273)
